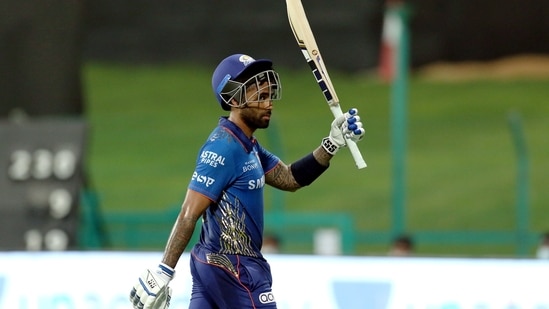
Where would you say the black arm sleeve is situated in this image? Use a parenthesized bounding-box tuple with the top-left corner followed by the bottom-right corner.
(290, 153, 329, 187)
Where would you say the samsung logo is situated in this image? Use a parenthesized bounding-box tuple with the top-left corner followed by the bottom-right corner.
(248, 176, 265, 190)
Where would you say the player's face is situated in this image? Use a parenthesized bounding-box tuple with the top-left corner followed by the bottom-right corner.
(240, 81, 273, 130)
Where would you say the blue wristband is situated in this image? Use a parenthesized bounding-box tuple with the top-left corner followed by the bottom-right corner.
(159, 263, 175, 278)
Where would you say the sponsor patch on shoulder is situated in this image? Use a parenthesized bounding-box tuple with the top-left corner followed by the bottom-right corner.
(259, 291, 275, 304)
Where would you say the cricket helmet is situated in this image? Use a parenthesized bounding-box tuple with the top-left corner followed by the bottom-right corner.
(212, 54, 281, 111)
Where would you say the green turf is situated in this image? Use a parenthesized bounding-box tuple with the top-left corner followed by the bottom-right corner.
(83, 62, 549, 256)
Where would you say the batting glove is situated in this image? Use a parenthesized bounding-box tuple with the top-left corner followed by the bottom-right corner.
(322, 108, 365, 155)
(130, 263, 175, 309)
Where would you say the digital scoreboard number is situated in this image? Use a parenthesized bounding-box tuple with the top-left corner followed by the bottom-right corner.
(0, 118, 87, 251)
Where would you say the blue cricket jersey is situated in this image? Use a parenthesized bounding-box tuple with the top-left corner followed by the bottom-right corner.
(188, 117, 280, 258)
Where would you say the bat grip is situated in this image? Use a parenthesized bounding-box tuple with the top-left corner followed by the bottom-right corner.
(346, 139, 367, 169)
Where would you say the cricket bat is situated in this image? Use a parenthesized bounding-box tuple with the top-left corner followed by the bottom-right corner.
(286, 0, 367, 169)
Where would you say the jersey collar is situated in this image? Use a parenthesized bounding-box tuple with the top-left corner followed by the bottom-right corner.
(219, 117, 255, 153)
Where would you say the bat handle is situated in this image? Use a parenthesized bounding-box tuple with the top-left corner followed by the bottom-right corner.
(330, 105, 367, 169)
(346, 139, 367, 169)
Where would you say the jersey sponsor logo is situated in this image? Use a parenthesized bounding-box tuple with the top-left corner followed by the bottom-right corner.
(200, 151, 226, 168)
(248, 176, 265, 190)
(192, 171, 215, 187)
(242, 162, 259, 172)
(259, 291, 275, 304)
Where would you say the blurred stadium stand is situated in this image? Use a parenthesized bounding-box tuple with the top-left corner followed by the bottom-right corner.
(1, 0, 547, 117)
(82, 0, 549, 71)
(0, 0, 84, 117)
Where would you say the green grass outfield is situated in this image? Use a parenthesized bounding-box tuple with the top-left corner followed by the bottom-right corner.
(84, 62, 549, 256)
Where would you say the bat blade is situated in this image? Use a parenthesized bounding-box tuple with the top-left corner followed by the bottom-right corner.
(286, 0, 367, 169)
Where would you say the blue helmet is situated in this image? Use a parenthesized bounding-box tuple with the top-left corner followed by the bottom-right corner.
(212, 54, 275, 111)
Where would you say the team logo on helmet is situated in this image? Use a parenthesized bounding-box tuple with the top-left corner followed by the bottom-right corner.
(238, 55, 256, 67)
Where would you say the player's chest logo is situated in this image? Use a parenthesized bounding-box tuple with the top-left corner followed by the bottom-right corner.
(243, 151, 264, 190)
(248, 176, 265, 190)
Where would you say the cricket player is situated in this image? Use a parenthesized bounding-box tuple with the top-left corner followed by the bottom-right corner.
(130, 53, 365, 309)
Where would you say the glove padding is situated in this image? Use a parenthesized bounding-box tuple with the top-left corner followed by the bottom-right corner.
(323, 108, 365, 155)
(130, 263, 175, 309)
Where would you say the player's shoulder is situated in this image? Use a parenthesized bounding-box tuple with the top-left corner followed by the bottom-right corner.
(205, 126, 240, 149)
(195, 127, 242, 171)
(199, 126, 242, 159)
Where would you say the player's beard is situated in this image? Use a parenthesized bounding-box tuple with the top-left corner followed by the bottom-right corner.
(240, 105, 271, 130)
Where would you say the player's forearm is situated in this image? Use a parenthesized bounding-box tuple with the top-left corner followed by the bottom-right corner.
(312, 145, 332, 166)
(266, 146, 331, 191)
(266, 163, 301, 191)
(161, 214, 198, 268)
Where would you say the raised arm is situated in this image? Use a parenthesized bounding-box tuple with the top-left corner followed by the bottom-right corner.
(265, 146, 331, 192)
(266, 108, 365, 192)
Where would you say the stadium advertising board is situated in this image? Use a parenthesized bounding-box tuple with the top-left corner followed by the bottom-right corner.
(0, 252, 547, 309)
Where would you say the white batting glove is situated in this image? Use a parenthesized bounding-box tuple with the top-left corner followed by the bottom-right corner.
(322, 108, 365, 155)
(130, 263, 175, 309)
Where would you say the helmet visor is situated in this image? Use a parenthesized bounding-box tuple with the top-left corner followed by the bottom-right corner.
(219, 70, 281, 108)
